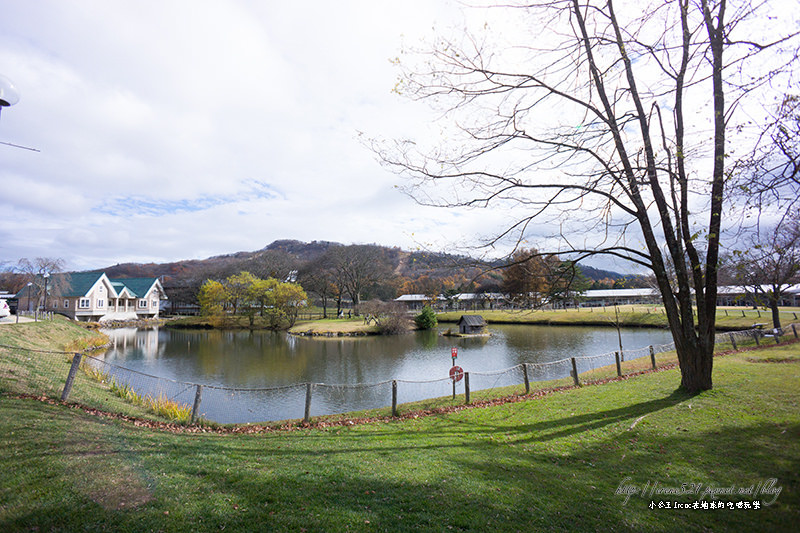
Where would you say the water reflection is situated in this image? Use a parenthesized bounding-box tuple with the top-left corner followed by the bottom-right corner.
(97, 324, 673, 423)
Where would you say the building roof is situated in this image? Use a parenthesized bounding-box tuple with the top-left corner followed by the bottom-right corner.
(716, 284, 800, 295)
(453, 293, 506, 300)
(583, 288, 658, 298)
(457, 315, 486, 326)
(110, 277, 161, 298)
(395, 294, 444, 302)
(50, 272, 109, 298)
(19, 272, 165, 300)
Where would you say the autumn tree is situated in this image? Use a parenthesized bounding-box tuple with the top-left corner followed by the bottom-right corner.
(268, 280, 308, 328)
(501, 249, 556, 308)
(198, 279, 226, 316)
(376, 0, 798, 392)
(198, 273, 307, 329)
(224, 271, 258, 316)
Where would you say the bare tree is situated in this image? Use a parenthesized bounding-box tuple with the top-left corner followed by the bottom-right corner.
(734, 92, 800, 223)
(298, 254, 340, 318)
(375, 0, 799, 392)
(329, 245, 393, 316)
(722, 214, 800, 329)
(242, 249, 299, 282)
(16, 257, 65, 311)
(361, 300, 412, 334)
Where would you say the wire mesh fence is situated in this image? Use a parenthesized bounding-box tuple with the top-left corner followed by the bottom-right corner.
(1, 323, 797, 426)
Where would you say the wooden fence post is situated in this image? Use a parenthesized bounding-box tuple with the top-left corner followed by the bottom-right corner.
(570, 358, 579, 386)
(774, 330, 781, 345)
(753, 331, 760, 346)
(391, 380, 398, 417)
(724, 309, 728, 316)
(649, 345, 656, 369)
(728, 332, 737, 351)
(304, 383, 313, 423)
(615, 351, 622, 377)
(191, 384, 203, 424)
(742, 310, 746, 318)
(61, 353, 83, 402)
(522, 363, 530, 394)
(464, 373, 470, 405)
(792, 324, 798, 339)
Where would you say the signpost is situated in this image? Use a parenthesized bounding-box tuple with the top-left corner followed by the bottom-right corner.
(450, 347, 460, 398)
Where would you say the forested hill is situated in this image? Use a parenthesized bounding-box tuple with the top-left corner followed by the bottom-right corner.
(96, 240, 635, 299)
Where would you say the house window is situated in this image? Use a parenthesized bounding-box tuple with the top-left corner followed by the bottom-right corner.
(79, 299, 90, 309)
(138, 299, 148, 309)
(99, 286, 104, 293)
(64, 300, 69, 309)
(98, 300, 104, 308)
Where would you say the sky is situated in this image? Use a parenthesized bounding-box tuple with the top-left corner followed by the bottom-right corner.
(0, 1, 795, 275)
(1, 0, 498, 272)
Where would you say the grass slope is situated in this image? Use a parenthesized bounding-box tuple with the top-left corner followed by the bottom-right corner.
(1, 342, 798, 531)
(437, 307, 800, 331)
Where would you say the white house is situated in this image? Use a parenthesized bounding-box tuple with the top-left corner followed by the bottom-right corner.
(39, 272, 167, 322)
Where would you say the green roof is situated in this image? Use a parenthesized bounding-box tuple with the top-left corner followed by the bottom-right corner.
(110, 278, 159, 298)
(50, 272, 106, 298)
(34, 272, 161, 299)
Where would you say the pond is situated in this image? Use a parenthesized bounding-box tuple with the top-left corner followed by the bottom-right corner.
(96, 324, 675, 423)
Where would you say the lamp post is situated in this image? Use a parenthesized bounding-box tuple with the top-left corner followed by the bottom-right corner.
(43, 272, 50, 320)
(0, 75, 20, 121)
(26, 282, 33, 316)
(0, 74, 37, 152)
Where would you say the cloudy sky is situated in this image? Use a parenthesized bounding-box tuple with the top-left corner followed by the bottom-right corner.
(2, 0, 510, 271)
(1, 1, 794, 275)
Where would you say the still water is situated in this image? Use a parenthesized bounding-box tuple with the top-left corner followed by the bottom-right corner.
(96, 325, 674, 423)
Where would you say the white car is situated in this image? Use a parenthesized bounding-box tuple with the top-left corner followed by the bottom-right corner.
(0, 299, 10, 319)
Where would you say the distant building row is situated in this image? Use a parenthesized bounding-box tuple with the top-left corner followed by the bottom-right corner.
(15, 272, 167, 322)
(395, 285, 800, 310)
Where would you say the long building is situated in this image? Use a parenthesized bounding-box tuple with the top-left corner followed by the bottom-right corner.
(395, 285, 800, 310)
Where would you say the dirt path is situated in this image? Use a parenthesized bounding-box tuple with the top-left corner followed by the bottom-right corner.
(0, 316, 35, 325)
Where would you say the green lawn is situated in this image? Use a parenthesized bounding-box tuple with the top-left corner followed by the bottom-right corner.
(1, 339, 798, 531)
(437, 306, 800, 331)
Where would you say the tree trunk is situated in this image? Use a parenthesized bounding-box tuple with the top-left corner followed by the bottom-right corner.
(678, 349, 714, 392)
(677, 337, 714, 392)
(770, 300, 782, 329)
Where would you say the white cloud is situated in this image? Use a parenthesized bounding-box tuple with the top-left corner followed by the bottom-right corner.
(1, 1, 790, 275)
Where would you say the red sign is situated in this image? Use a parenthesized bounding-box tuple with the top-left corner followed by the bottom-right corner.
(449, 365, 464, 382)
(451, 347, 458, 359)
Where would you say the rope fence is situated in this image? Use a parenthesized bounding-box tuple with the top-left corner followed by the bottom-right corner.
(1, 323, 797, 426)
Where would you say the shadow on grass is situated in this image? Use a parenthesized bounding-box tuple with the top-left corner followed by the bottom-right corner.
(2, 371, 798, 533)
(3, 400, 796, 532)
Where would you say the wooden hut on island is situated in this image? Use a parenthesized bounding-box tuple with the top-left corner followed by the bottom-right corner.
(457, 315, 486, 335)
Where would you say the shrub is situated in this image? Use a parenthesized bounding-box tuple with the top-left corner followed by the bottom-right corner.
(414, 306, 438, 330)
(361, 300, 412, 334)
